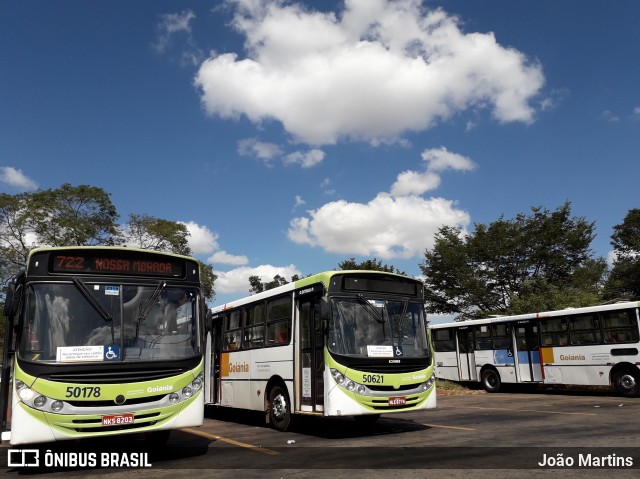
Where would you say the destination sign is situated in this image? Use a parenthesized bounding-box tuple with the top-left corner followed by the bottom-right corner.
(50, 252, 185, 278)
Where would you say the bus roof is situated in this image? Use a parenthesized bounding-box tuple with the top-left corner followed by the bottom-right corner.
(429, 300, 640, 329)
(27, 246, 198, 262)
(26, 246, 199, 276)
(211, 270, 421, 314)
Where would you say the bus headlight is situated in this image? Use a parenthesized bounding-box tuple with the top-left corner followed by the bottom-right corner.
(331, 369, 370, 395)
(422, 373, 436, 391)
(182, 386, 193, 398)
(191, 372, 204, 390)
(33, 395, 47, 409)
(331, 369, 346, 385)
(169, 393, 180, 404)
(17, 386, 35, 402)
(16, 382, 67, 413)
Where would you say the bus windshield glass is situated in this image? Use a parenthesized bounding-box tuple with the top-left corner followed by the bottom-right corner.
(19, 282, 199, 363)
(328, 297, 429, 358)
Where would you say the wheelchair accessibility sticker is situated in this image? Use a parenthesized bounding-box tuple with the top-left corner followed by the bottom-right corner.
(104, 345, 120, 361)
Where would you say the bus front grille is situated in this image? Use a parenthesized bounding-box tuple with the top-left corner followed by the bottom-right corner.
(40, 368, 187, 384)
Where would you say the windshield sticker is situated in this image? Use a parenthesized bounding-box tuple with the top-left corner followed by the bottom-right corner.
(367, 345, 394, 358)
(368, 300, 385, 308)
(57, 345, 105, 362)
(105, 285, 120, 296)
(104, 345, 120, 361)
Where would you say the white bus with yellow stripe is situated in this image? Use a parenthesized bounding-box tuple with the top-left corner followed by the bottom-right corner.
(430, 301, 640, 396)
(205, 271, 436, 430)
(1, 247, 206, 445)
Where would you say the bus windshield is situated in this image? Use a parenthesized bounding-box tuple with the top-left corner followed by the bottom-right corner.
(19, 282, 199, 363)
(328, 296, 429, 358)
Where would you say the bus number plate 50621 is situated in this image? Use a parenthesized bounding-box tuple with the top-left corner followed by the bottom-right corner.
(102, 414, 134, 426)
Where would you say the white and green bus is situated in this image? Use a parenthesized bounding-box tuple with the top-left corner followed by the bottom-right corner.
(1, 247, 206, 445)
(205, 271, 436, 431)
(430, 301, 640, 396)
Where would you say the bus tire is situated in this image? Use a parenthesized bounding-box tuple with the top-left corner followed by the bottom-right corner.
(268, 385, 292, 432)
(613, 368, 640, 397)
(481, 368, 501, 393)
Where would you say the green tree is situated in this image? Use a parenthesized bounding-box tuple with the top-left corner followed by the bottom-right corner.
(0, 192, 35, 281)
(604, 209, 640, 300)
(421, 202, 605, 319)
(248, 274, 300, 294)
(337, 257, 406, 275)
(198, 261, 217, 303)
(125, 214, 190, 255)
(31, 184, 121, 247)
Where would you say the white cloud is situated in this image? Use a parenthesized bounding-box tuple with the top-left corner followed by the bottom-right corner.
(154, 10, 195, 53)
(0, 166, 38, 191)
(214, 264, 301, 295)
(238, 138, 283, 161)
(288, 193, 470, 259)
(179, 221, 248, 266)
(289, 146, 474, 259)
(179, 221, 219, 254)
(391, 147, 476, 196)
(195, 0, 544, 146)
(154, 10, 203, 66)
(293, 195, 306, 209)
(601, 110, 620, 123)
(208, 251, 249, 266)
(283, 149, 325, 168)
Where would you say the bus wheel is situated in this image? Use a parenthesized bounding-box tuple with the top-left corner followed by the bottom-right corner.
(613, 369, 640, 397)
(481, 369, 501, 393)
(268, 385, 291, 432)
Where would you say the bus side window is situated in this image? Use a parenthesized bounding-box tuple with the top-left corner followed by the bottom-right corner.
(266, 295, 292, 346)
(224, 331, 240, 350)
(223, 311, 242, 351)
(602, 309, 639, 344)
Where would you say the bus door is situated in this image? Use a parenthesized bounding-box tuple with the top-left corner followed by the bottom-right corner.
(456, 327, 477, 381)
(296, 287, 324, 413)
(513, 321, 542, 382)
(207, 317, 223, 404)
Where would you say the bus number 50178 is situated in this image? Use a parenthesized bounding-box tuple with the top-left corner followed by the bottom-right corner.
(66, 386, 101, 398)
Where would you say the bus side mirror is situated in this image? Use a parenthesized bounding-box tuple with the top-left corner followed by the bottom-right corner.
(4, 272, 25, 319)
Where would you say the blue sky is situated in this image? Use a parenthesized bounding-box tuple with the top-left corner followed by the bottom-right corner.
(2, 0, 639, 309)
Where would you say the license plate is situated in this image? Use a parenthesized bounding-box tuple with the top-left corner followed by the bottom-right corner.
(388, 397, 406, 406)
(102, 414, 134, 426)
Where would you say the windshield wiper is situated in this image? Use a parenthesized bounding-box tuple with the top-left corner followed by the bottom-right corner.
(73, 278, 115, 345)
(72, 278, 113, 322)
(137, 281, 166, 324)
(132, 281, 166, 347)
(356, 294, 385, 324)
(395, 298, 410, 346)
